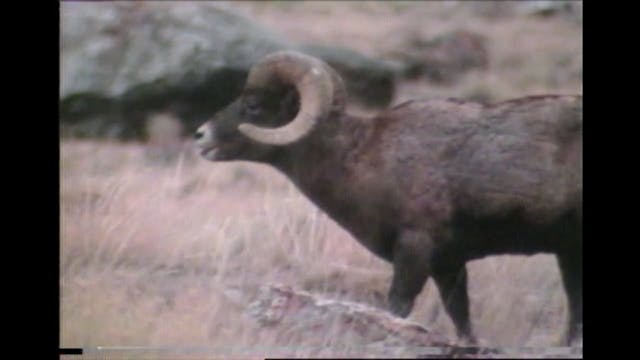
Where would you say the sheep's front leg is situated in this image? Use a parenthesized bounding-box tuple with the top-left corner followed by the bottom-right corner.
(388, 230, 432, 317)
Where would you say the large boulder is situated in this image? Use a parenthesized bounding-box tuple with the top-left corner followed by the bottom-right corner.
(300, 45, 394, 109)
(384, 30, 489, 84)
(61, 2, 395, 140)
(466, 1, 582, 23)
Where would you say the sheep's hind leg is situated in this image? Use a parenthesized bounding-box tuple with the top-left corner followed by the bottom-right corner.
(432, 262, 476, 344)
(557, 250, 582, 346)
(388, 230, 432, 318)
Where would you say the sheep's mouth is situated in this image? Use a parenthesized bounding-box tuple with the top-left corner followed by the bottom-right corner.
(200, 145, 220, 161)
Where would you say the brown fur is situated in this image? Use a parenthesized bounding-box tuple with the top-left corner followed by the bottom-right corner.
(196, 86, 582, 345)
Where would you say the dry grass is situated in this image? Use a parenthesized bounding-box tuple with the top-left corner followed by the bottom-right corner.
(60, 1, 581, 357)
(61, 140, 568, 356)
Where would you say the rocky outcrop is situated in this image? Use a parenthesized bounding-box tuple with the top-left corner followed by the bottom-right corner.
(247, 284, 492, 358)
(466, 1, 582, 23)
(385, 30, 489, 84)
(245, 284, 584, 358)
(301, 45, 395, 109)
(61, 2, 395, 140)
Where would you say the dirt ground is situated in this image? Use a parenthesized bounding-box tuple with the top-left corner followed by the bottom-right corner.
(60, 1, 582, 358)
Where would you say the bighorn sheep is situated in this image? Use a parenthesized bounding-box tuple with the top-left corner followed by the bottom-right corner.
(194, 51, 582, 345)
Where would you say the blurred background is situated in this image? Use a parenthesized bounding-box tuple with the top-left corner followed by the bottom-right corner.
(60, 1, 582, 358)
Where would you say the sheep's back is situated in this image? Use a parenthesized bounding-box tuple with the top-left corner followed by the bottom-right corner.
(369, 96, 582, 226)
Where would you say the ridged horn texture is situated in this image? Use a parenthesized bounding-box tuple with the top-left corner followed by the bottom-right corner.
(237, 51, 340, 146)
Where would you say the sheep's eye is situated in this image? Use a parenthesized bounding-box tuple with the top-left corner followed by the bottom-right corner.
(243, 97, 263, 115)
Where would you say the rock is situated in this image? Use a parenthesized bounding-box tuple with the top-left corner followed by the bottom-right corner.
(466, 1, 582, 23)
(300, 45, 395, 109)
(387, 30, 489, 84)
(246, 284, 499, 358)
(245, 284, 583, 358)
(515, 1, 582, 19)
(61, 2, 395, 140)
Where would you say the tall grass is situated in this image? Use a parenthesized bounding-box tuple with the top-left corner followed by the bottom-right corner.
(61, 140, 567, 356)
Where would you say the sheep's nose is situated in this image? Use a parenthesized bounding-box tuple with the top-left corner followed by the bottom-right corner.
(194, 124, 211, 143)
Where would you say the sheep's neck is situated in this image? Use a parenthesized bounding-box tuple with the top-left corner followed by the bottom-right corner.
(271, 114, 367, 199)
(269, 117, 396, 259)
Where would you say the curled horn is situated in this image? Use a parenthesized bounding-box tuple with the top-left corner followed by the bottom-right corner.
(237, 51, 344, 145)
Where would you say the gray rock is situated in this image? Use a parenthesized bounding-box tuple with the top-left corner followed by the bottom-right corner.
(467, 1, 582, 23)
(386, 30, 489, 84)
(61, 2, 395, 140)
(515, 1, 581, 19)
(301, 45, 395, 109)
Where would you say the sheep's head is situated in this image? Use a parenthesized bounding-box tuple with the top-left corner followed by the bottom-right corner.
(194, 51, 346, 162)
